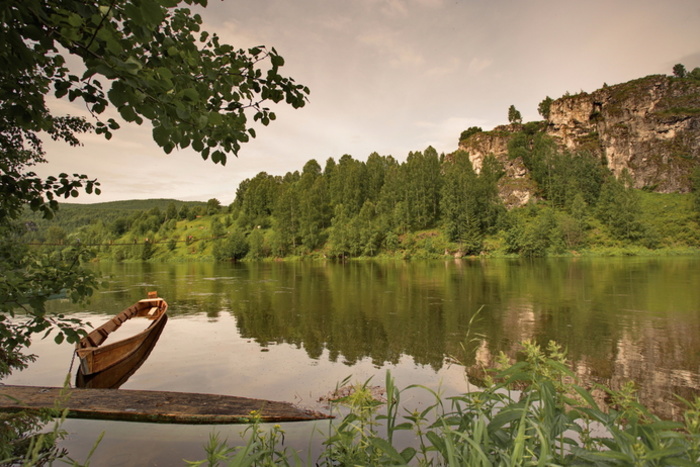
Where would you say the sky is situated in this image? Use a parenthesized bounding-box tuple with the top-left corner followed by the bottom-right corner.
(39, 0, 700, 205)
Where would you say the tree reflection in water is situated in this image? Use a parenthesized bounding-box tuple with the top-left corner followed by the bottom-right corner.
(34, 257, 700, 421)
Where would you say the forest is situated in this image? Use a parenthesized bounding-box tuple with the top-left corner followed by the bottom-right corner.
(20, 126, 700, 262)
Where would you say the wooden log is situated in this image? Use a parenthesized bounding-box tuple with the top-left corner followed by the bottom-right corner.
(0, 385, 332, 424)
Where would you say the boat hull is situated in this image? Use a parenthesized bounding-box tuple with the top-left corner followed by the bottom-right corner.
(76, 314, 168, 388)
(76, 297, 168, 375)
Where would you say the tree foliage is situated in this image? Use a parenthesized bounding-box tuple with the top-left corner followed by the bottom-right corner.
(2, 0, 308, 165)
(507, 105, 522, 124)
(673, 63, 687, 78)
(505, 204, 557, 257)
(596, 170, 645, 241)
(537, 96, 553, 120)
(459, 126, 482, 142)
(23, 145, 700, 263)
(692, 167, 700, 220)
(440, 151, 479, 249)
(0, 0, 308, 384)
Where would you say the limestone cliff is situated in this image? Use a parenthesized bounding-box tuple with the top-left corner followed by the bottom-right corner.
(458, 74, 700, 205)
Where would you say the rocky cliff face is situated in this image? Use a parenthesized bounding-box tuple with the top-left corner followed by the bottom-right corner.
(458, 74, 700, 205)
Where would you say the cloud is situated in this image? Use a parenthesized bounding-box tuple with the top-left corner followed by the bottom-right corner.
(381, 0, 409, 17)
(314, 15, 354, 33)
(467, 57, 493, 75)
(425, 57, 462, 77)
(35, 0, 700, 205)
(414, 0, 443, 7)
(358, 31, 425, 68)
(363, 0, 443, 16)
(413, 116, 491, 154)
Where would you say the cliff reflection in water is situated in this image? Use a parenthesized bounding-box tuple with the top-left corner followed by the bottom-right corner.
(91, 258, 700, 419)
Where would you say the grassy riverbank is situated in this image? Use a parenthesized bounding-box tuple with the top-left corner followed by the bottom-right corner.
(189, 340, 700, 466)
(21, 190, 700, 263)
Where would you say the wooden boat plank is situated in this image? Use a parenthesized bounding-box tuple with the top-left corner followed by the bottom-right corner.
(77, 296, 168, 375)
(0, 385, 332, 424)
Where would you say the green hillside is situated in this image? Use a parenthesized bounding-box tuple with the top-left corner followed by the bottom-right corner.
(20, 150, 700, 262)
(18, 71, 700, 261)
(22, 199, 206, 240)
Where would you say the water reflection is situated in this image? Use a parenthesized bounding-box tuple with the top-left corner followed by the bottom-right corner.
(44, 257, 700, 420)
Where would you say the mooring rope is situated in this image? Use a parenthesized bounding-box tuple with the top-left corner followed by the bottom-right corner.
(67, 350, 77, 388)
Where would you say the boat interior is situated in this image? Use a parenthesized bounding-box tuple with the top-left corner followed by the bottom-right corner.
(78, 300, 164, 349)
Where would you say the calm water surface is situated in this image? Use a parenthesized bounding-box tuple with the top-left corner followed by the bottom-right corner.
(4, 257, 700, 465)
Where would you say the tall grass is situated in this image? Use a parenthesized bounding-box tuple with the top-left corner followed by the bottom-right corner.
(190, 340, 700, 466)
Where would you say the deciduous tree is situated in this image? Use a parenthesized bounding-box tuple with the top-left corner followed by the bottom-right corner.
(0, 0, 308, 384)
(508, 105, 522, 124)
(537, 96, 553, 119)
(596, 171, 644, 241)
(673, 63, 687, 78)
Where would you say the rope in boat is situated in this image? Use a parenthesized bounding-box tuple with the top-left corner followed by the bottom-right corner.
(67, 350, 77, 388)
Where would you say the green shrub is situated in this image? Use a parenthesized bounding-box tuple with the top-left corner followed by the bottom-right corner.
(213, 230, 249, 261)
(192, 340, 700, 466)
(459, 126, 483, 141)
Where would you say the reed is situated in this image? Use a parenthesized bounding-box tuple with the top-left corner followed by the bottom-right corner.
(192, 339, 700, 466)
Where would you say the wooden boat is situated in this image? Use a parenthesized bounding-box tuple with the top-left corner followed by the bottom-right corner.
(75, 292, 168, 376)
(76, 314, 168, 389)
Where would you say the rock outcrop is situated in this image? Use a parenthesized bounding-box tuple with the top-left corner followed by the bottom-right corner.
(458, 75, 700, 205)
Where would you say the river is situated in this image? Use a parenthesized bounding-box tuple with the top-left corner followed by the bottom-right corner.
(4, 257, 700, 465)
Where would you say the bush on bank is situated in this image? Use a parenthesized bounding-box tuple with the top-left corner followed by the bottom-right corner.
(188, 340, 700, 466)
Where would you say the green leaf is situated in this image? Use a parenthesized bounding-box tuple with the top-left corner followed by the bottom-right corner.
(140, 1, 166, 25)
(181, 88, 199, 102)
(108, 84, 129, 107)
(368, 438, 409, 464)
(158, 0, 180, 7)
(54, 81, 70, 98)
(488, 406, 526, 432)
(152, 126, 170, 147)
(176, 105, 191, 120)
(208, 112, 223, 126)
(271, 54, 285, 67)
(124, 57, 143, 74)
(157, 67, 174, 80)
(400, 447, 417, 463)
(425, 431, 446, 453)
(392, 422, 414, 431)
(119, 105, 138, 122)
(212, 150, 226, 165)
(572, 384, 601, 410)
(66, 13, 83, 27)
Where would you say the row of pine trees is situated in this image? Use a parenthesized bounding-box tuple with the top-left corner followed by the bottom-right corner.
(28, 127, 699, 260)
(215, 128, 662, 260)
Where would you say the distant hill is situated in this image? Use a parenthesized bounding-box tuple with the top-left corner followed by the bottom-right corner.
(60, 199, 206, 211)
(22, 199, 206, 234)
